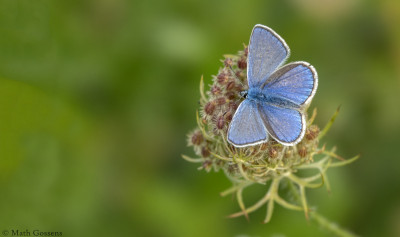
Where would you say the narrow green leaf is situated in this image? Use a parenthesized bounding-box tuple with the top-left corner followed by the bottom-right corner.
(300, 186, 309, 220)
(237, 188, 249, 221)
(263, 199, 275, 223)
(330, 155, 360, 168)
(199, 75, 207, 104)
(318, 106, 341, 139)
(308, 107, 317, 125)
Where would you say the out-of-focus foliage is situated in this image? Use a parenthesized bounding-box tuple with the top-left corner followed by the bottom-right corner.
(0, 0, 399, 236)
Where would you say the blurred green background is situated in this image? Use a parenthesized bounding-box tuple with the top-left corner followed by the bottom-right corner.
(0, 0, 399, 236)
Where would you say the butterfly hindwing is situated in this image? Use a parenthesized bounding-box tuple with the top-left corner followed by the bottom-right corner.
(262, 61, 318, 107)
(258, 103, 305, 145)
(248, 24, 290, 88)
(227, 100, 268, 147)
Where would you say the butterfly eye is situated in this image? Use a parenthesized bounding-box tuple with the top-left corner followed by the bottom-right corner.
(239, 91, 248, 98)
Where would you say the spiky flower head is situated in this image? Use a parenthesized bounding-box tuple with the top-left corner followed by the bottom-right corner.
(183, 45, 359, 228)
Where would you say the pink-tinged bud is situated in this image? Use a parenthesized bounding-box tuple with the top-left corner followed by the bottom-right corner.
(225, 111, 233, 122)
(235, 84, 244, 92)
(204, 101, 216, 115)
(201, 147, 210, 157)
(211, 85, 222, 96)
(237, 58, 247, 69)
(202, 160, 212, 170)
(268, 147, 278, 158)
(225, 91, 236, 100)
(298, 146, 307, 158)
(226, 81, 236, 91)
(235, 70, 244, 79)
(305, 125, 320, 140)
(216, 115, 226, 130)
(215, 97, 227, 106)
(224, 58, 233, 67)
(260, 143, 268, 151)
(191, 131, 203, 145)
(228, 102, 239, 111)
(217, 72, 229, 85)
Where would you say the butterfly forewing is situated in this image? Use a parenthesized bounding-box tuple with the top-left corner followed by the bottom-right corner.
(248, 25, 290, 88)
(227, 100, 268, 147)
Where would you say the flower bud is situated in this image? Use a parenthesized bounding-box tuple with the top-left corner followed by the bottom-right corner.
(225, 111, 233, 122)
(225, 91, 236, 100)
(228, 102, 239, 111)
(217, 72, 229, 85)
(204, 101, 216, 115)
(224, 58, 233, 67)
(191, 130, 203, 146)
(298, 146, 307, 158)
(202, 159, 212, 171)
(235, 83, 244, 92)
(226, 81, 236, 91)
(260, 143, 268, 151)
(305, 125, 320, 140)
(215, 97, 227, 106)
(268, 147, 278, 159)
(237, 58, 247, 69)
(216, 115, 226, 130)
(235, 71, 245, 79)
(211, 85, 222, 96)
(201, 147, 211, 157)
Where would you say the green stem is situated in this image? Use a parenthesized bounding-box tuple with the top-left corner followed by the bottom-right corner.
(309, 212, 358, 237)
(287, 179, 357, 237)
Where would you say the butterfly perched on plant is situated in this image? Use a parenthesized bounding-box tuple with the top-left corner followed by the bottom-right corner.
(227, 24, 318, 147)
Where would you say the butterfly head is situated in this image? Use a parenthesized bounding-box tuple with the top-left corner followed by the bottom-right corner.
(239, 90, 248, 99)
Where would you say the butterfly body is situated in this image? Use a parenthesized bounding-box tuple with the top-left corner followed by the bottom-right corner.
(227, 25, 318, 147)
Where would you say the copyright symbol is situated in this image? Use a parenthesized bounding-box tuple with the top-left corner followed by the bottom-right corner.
(2, 230, 8, 236)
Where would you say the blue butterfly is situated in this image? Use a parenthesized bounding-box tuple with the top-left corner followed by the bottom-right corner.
(227, 24, 318, 147)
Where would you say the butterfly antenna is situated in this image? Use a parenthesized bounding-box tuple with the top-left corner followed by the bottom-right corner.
(228, 65, 245, 88)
